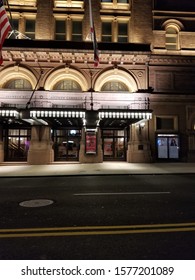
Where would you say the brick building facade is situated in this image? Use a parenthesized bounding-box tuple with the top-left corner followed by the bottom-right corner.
(0, 0, 195, 164)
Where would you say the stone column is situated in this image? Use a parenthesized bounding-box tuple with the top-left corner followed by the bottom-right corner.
(36, 0, 54, 40)
(27, 126, 54, 165)
(127, 121, 152, 163)
(0, 126, 4, 163)
(79, 128, 103, 163)
(129, 0, 153, 44)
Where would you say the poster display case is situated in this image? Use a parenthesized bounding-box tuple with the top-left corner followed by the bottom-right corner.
(85, 129, 97, 155)
(157, 134, 179, 159)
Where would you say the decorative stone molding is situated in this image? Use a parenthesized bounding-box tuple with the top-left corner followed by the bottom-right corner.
(94, 68, 138, 92)
(0, 66, 37, 89)
(44, 67, 88, 91)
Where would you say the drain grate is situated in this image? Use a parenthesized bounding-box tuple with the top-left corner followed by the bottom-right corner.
(19, 199, 54, 208)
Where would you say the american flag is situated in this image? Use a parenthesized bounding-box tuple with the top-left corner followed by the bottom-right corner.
(0, 0, 11, 64)
(88, 0, 99, 67)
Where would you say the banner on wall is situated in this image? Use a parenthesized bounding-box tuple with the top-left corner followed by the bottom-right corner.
(85, 129, 97, 154)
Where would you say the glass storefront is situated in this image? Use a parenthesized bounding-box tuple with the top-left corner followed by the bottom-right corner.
(52, 129, 81, 161)
(4, 129, 31, 161)
(156, 134, 179, 160)
(102, 129, 127, 160)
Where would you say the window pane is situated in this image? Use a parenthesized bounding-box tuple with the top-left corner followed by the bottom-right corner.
(156, 117, 174, 130)
(8, 19, 19, 38)
(118, 23, 127, 35)
(72, 21, 82, 41)
(8, 129, 19, 136)
(56, 21, 66, 32)
(4, 79, 32, 90)
(166, 37, 177, 43)
(167, 27, 177, 34)
(55, 20, 66, 40)
(102, 22, 112, 34)
(102, 22, 112, 42)
(12, 19, 19, 30)
(118, 0, 128, 3)
(53, 80, 82, 91)
(118, 22, 128, 42)
(166, 44, 177, 50)
(25, 19, 35, 39)
(101, 81, 128, 91)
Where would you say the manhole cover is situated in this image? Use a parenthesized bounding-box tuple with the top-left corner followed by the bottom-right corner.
(19, 199, 54, 208)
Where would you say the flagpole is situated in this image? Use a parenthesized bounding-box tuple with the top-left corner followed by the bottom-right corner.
(88, 0, 93, 32)
(88, 0, 99, 67)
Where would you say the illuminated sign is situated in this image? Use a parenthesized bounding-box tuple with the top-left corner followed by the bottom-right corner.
(85, 129, 97, 155)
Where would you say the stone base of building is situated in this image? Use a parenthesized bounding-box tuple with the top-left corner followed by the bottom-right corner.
(27, 142, 54, 165)
(79, 144, 103, 163)
(127, 141, 152, 163)
(187, 151, 195, 162)
(0, 141, 4, 162)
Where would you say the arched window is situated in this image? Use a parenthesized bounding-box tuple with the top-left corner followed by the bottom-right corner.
(53, 79, 82, 91)
(4, 79, 32, 89)
(165, 26, 179, 50)
(101, 81, 129, 91)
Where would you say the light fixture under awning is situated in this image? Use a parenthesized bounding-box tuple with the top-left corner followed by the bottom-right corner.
(99, 110, 152, 120)
(0, 109, 19, 118)
(30, 110, 86, 119)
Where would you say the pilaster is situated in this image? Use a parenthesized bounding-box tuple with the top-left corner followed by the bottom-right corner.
(127, 122, 152, 163)
(79, 128, 103, 163)
(27, 126, 54, 164)
(36, 0, 54, 40)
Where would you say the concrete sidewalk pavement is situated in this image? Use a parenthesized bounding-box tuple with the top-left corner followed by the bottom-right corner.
(0, 162, 195, 177)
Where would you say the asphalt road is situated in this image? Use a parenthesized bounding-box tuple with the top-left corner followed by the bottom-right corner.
(0, 174, 195, 259)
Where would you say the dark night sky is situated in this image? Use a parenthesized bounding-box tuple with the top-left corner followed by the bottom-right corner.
(154, 0, 195, 11)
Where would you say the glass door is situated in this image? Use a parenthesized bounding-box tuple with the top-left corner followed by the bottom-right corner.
(53, 129, 81, 161)
(4, 129, 30, 161)
(103, 129, 127, 160)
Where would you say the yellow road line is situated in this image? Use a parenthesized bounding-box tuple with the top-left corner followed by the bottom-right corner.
(0, 222, 195, 233)
(0, 222, 195, 238)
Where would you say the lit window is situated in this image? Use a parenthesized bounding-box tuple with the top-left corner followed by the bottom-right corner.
(4, 79, 32, 90)
(53, 80, 82, 91)
(54, 0, 84, 8)
(101, 81, 129, 91)
(165, 26, 179, 50)
(101, 20, 128, 42)
(55, 18, 83, 41)
(101, 0, 130, 9)
(101, 0, 128, 3)
(8, 0, 37, 6)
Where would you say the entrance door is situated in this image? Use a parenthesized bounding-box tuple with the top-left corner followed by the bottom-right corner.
(53, 129, 81, 161)
(103, 130, 127, 160)
(4, 129, 31, 161)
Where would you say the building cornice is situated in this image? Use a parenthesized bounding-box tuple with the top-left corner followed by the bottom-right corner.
(2, 39, 151, 65)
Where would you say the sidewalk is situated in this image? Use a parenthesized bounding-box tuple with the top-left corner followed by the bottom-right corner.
(0, 162, 195, 177)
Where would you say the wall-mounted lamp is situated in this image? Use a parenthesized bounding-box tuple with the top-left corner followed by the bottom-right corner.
(138, 122, 145, 134)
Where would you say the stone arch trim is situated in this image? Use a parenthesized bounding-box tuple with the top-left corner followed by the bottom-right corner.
(94, 68, 138, 92)
(44, 67, 88, 91)
(0, 65, 37, 89)
(162, 19, 184, 31)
